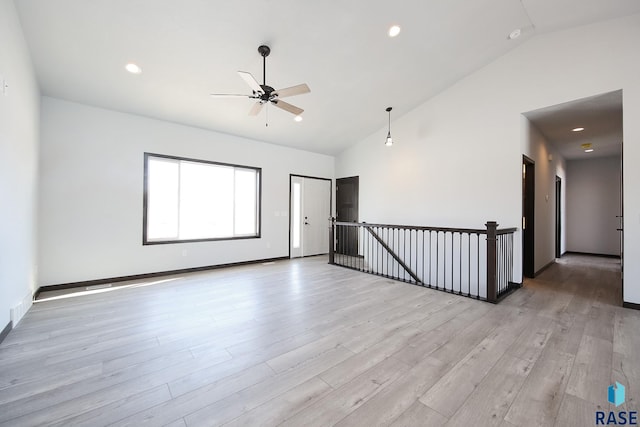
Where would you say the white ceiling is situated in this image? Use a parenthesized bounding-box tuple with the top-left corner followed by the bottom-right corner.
(14, 0, 640, 155)
(525, 90, 623, 160)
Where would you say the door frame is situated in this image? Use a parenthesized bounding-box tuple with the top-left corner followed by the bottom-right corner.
(619, 141, 624, 303)
(288, 174, 332, 259)
(555, 175, 562, 259)
(522, 155, 535, 278)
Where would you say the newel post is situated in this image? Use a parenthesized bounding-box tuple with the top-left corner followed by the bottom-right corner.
(329, 217, 335, 265)
(486, 221, 498, 303)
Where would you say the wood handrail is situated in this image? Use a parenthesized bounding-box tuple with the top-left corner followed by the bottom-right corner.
(335, 221, 517, 235)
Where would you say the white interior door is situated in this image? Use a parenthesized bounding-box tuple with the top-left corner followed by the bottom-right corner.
(290, 176, 331, 258)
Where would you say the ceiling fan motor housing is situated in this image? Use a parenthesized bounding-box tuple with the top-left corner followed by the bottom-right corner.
(260, 85, 275, 100)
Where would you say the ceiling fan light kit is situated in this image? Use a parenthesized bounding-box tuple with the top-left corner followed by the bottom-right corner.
(210, 45, 310, 121)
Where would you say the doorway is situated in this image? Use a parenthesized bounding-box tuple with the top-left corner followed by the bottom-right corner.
(289, 175, 331, 258)
(523, 156, 535, 278)
(555, 176, 562, 259)
(522, 90, 623, 303)
(336, 176, 359, 256)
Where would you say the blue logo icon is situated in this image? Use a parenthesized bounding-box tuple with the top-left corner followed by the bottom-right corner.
(609, 382, 626, 407)
(597, 382, 636, 425)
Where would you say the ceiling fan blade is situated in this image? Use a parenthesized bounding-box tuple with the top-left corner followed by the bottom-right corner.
(210, 93, 251, 98)
(273, 83, 310, 98)
(272, 99, 303, 116)
(238, 71, 263, 94)
(248, 102, 264, 116)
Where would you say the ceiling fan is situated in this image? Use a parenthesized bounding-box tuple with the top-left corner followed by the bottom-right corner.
(210, 45, 310, 118)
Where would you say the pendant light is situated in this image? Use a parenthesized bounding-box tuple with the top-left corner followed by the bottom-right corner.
(385, 107, 393, 146)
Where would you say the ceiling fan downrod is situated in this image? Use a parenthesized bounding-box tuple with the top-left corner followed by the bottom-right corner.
(258, 45, 270, 87)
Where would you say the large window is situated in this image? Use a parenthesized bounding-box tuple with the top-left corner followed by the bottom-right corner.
(143, 153, 261, 244)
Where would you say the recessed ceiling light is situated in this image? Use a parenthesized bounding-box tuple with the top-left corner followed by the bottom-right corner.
(388, 25, 401, 38)
(585, 149, 594, 153)
(572, 127, 585, 132)
(125, 63, 142, 74)
(508, 28, 521, 40)
(294, 115, 303, 122)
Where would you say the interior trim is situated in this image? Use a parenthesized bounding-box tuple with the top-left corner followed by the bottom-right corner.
(142, 152, 263, 245)
(534, 259, 556, 277)
(563, 251, 621, 259)
(35, 256, 289, 299)
(0, 321, 11, 345)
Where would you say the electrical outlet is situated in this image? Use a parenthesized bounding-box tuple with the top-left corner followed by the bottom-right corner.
(0, 74, 7, 96)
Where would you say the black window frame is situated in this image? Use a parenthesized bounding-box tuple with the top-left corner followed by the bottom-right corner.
(143, 152, 262, 245)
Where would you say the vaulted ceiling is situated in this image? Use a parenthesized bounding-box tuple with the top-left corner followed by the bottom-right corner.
(14, 0, 640, 155)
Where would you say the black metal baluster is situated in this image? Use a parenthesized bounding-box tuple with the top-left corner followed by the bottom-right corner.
(429, 231, 432, 287)
(395, 228, 398, 280)
(409, 229, 412, 283)
(379, 226, 382, 276)
(405, 229, 408, 282)
(348, 225, 352, 270)
(394, 228, 397, 279)
(450, 232, 454, 292)
(435, 232, 439, 290)
(501, 234, 504, 291)
(467, 233, 471, 296)
(458, 232, 462, 294)
(363, 225, 367, 273)
(477, 233, 480, 299)
(389, 227, 400, 279)
(510, 233, 514, 284)
(359, 225, 362, 271)
(382, 228, 391, 277)
(370, 225, 373, 274)
(498, 234, 502, 294)
(382, 227, 391, 276)
(377, 227, 381, 276)
(352, 225, 356, 270)
(422, 230, 425, 286)
(368, 226, 371, 274)
(336, 224, 339, 265)
(385, 226, 388, 277)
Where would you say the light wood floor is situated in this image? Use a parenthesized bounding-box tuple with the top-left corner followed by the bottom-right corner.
(0, 254, 637, 426)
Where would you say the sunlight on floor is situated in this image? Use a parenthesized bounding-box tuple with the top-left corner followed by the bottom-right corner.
(35, 278, 182, 303)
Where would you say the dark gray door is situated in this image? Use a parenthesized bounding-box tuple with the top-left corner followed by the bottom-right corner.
(336, 176, 359, 256)
(523, 156, 535, 278)
(555, 176, 561, 259)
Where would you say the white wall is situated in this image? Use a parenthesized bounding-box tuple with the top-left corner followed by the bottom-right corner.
(0, 0, 40, 328)
(38, 97, 334, 286)
(566, 156, 621, 256)
(336, 14, 640, 303)
(523, 119, 566, 272)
